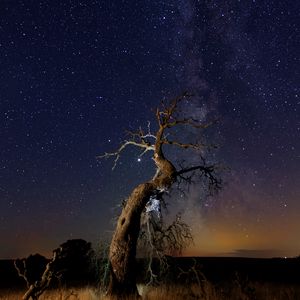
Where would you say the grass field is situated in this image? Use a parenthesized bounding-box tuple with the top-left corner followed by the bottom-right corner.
(1, 281, 300, 300)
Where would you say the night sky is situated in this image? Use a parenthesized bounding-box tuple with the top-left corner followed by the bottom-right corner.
(1, 0, 299, 259)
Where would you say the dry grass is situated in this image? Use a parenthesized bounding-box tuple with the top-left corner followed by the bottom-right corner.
(0, 287, 99, 300)
(1, 282, 300, 300)
(143, 282, 300, 300)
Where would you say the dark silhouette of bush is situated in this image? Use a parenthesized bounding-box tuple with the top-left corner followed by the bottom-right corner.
(51, 239, 95, 285)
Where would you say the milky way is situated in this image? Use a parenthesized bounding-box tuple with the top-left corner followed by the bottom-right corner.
(0, 0, 299, 258)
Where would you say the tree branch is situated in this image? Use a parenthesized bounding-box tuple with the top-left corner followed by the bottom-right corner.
(176, 164, 222, 191)
(97, 140, 155, 170)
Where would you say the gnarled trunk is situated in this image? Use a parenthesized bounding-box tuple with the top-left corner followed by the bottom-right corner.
(107, 157, 176, 297)
(101, 94, 220, 297)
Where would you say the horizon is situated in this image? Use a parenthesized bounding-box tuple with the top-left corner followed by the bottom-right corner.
(1, 236, 299, 260)
(1, 251, 299, 261)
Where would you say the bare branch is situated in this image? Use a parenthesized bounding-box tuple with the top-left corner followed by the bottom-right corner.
(98, 140, 155, 170)
(98, 120, 158, 169)
(154, 92, 192, 128)
(139, 208, 193, 285)
(14, 260, 30, 288)
(126, 125, 156, 141)
(99, 92, 217, 173)
(176, 164, 222, 192)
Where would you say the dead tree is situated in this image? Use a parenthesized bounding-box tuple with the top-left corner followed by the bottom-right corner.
(14, 250, 62, 300)
(14, 239, 93, 300)
(99, 93, 221, 297)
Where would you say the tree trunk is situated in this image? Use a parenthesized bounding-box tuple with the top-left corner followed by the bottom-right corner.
(101, 94, 218, 297)
(107, 156, 176, 297)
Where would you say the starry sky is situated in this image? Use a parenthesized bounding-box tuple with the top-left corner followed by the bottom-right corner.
(0, 0, 299, 259)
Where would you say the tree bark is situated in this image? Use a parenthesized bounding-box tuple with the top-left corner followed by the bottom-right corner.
(101, 94, 219, 297)
(107, 156, 176, 297)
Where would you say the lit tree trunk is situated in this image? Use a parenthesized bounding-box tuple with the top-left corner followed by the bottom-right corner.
(100, 94, 220, 297)
(107, 155, 176, 297)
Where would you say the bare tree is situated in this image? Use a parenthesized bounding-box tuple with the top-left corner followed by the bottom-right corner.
(99, 93, 221, 297)
(14, 239, 94, 300)
(14, 250, 62, 300)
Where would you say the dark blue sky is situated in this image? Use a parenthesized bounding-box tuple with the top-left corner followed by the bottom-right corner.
(0, 0, 299, 258)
